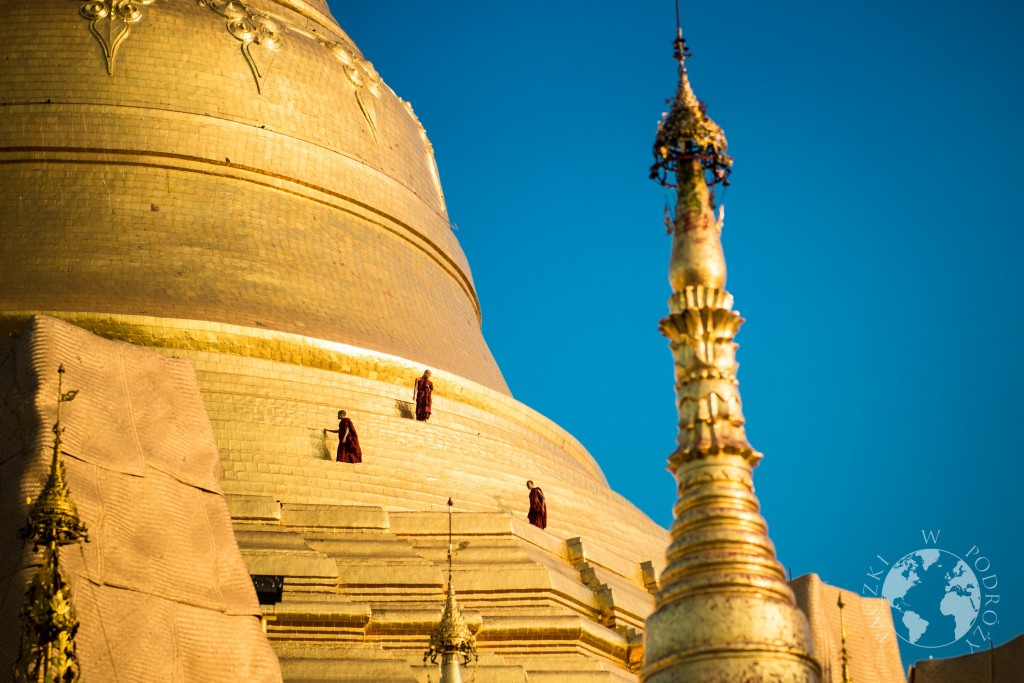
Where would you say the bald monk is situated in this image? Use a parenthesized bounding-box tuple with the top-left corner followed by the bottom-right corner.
(324, 410, 362, 463)
(414, 370, 433, 421)
(526, 480, 546, 529)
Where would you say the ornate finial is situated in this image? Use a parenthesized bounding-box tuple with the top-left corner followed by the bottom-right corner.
(652, 5, 733, 291)
(14, 366, 89, 683)
(425, 582, 477, 671)
(838, 592, 852, 683)
(424, 498, 477, 682)
(447, 497, 453, 581)
(20, 365, 87, 549)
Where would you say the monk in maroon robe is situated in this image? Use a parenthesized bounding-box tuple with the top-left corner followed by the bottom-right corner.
(414, 369, 433, 421)
(527, 480, 546, 529)
(324, 410, 362, 463)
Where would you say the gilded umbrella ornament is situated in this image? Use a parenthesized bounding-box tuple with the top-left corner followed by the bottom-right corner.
(424, 498, 477, 683)
(14, 366, 89, 683)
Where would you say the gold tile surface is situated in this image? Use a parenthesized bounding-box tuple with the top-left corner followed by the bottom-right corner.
(790, 574, 906, 683)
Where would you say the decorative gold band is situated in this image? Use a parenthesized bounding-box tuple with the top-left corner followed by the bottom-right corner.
(0, 312, 606, 483)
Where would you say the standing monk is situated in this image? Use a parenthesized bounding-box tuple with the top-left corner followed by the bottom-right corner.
(526, 480, 546, 530)
(414, 369, 433, 421)
(324, 410, 362, 463)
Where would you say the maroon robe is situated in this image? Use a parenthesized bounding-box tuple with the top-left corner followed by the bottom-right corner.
(528, 487, 547, 529)
(336, 417, 362, 463)
(414, 375, 433, 421)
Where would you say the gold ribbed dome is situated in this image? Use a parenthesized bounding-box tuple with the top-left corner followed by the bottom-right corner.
(0, 6, 674, 679)
(0, 0, 507, 392)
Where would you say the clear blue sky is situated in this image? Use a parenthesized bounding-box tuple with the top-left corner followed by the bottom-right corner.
(334, 0, 1024, 666)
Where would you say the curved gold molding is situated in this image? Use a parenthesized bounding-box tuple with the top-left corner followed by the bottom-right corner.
(397, 95, 447, 212)
(197, 0, 385, 136)
(0, 312, 606, 483)
(77, 0, 155, 75)
(199, 0, 284, 93)
(0, 144, 479, 320)
(320, 40, 383, 143)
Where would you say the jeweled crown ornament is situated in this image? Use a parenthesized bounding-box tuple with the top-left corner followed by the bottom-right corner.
(14, 365, 89, 683)
(424, 498, 477, 683)
(640, 4, 821, 681)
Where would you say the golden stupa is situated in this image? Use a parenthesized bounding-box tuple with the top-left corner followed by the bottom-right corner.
(0, 0, 669, 680)
(0, 0, 910, 681)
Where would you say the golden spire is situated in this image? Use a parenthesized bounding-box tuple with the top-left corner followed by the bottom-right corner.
(424, 498, 477, 683)
(838, 593, 852, 683)
(14, 365, 89, 683)
(641, 8, 821, 682)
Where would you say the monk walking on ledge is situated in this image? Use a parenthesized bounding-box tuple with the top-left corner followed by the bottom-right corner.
(414, 369, 433, 421)
(527, 480, 546, 530)
(324, 410, 362, 463)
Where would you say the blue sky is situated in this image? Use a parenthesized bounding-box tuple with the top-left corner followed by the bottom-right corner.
(334, 1, 1024, 666)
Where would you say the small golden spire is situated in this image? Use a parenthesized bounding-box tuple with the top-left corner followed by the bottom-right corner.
(838, 592, 853, 683)
(424, 498, 477, 683)
(21, 366, 88, 549)
(14, 365, 89, 683)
